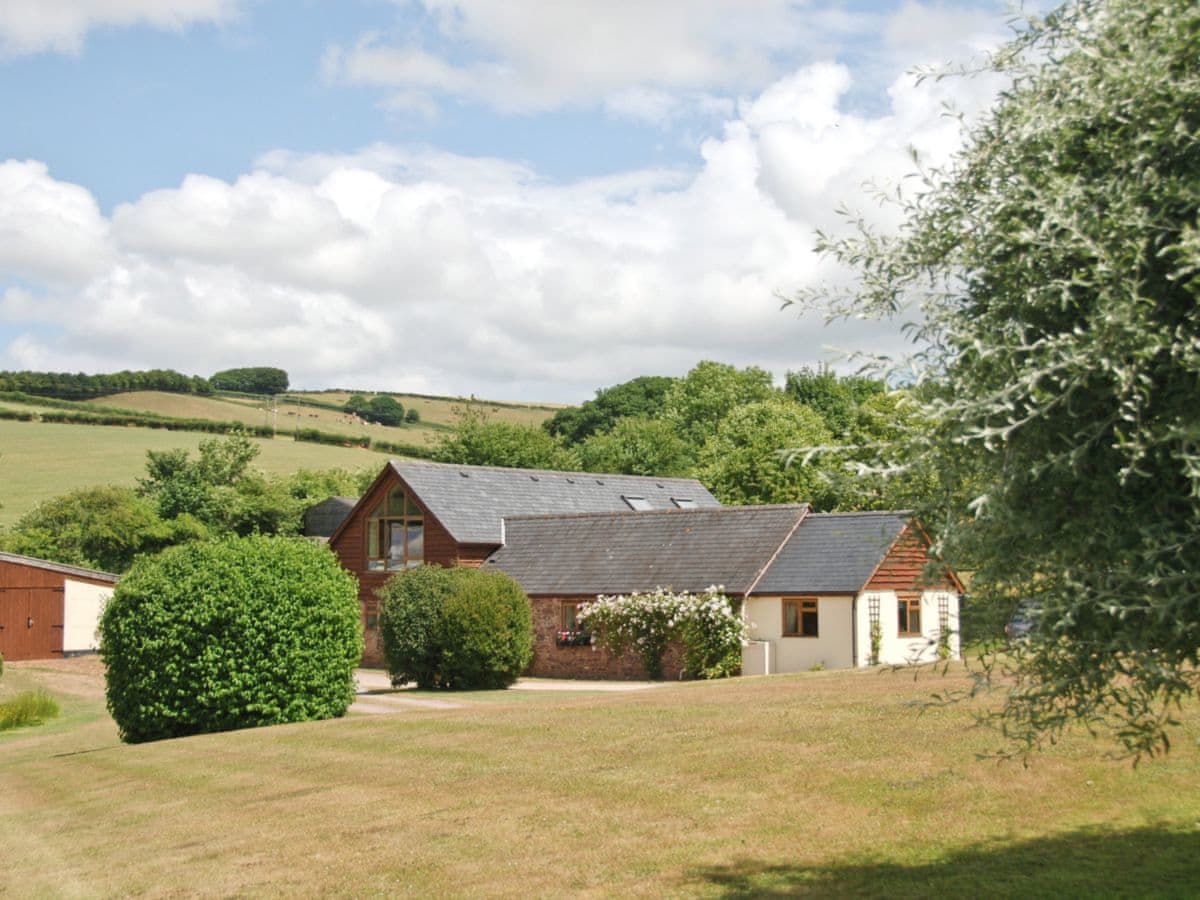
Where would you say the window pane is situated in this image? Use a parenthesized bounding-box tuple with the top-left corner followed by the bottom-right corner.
(623, 496, 653, 511)
(367, 520, 381, 559)
(898, 600, 909, 633)
(784, 603, 799, 635)
(405, 495, 422, 516)
(406, 522, 424, 566)
(368, 500, 385, 519)
(801, 602, 819, 637)
(910, 605, 921, 635)
(562, 604, 578, 630)
(388, 485, 406, 516)
(387, 522, 406, 569)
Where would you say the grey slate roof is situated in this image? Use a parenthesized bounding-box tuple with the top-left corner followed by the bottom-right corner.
(0, 551, 119, 584)
(391, 460, 720, 545)
(303, 496, 358, 539)
(753, 511, 910, 594)
(481, 505, 807, 595)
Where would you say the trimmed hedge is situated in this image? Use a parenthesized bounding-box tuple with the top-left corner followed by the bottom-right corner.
(378, 566, 533, 689)
(100, 535, 363, 743)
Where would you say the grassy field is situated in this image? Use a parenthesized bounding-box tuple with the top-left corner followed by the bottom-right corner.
(1, 658, 1197, 897)
(0, 419, 387, 528)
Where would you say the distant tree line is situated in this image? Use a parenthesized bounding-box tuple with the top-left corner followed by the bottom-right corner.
(209, 367, 289, 395)
(0, 369, 212, 399)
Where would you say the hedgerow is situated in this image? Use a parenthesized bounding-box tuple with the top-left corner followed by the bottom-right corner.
(100, 535, 362, 743)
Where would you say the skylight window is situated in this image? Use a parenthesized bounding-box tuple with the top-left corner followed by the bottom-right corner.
(672, 498, 697, 509)
(623, 496, 653, 511)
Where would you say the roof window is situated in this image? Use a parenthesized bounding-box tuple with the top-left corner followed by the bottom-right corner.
(672, 498, 697, 509)
(623, 496, 654, 511)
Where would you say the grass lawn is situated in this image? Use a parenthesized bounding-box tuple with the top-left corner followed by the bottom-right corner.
(0, 419, 389, 528)
(1, 658, 1197, 897)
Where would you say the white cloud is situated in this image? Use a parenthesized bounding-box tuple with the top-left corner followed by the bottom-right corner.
(0, 160, 113, 286)
(2, 7, 1011, 400)
(326, 0, 817, 118)
(0, 0, 238, 57)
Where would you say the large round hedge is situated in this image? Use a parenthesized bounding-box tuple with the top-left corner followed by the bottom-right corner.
(100, 535, 363, 743)
(379, 566, 533, 689)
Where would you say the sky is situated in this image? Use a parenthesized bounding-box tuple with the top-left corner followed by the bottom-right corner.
(0, 0, 1023, 402)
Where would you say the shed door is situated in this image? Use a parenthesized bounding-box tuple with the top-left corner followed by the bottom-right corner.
(0, 587, 65, 661)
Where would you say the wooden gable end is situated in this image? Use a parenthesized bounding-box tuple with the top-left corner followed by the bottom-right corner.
(863, 524, 961, 594)
(329, 465, 465, 578)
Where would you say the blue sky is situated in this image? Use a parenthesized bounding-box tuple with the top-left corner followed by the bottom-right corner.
(0, 0, 1019, 401)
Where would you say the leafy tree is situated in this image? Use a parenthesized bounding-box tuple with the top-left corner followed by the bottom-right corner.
(404, 407, 421, 424)
(1, 485, 205, 573)
(139, 432, 262, 527)
(800, 0, 1200, 756)
(662, 361, 777, 447)
(577, 416, 693, 477)
(435, 404, 579, 470)
(784, 365, 885, 439)
(696, 397, 835, 507)
(100, 535, 362, 743)
(544, 375, 678, 445)
(209, 366, 289, 394)
(378, 565, 533, 689)
(365, 395, 405, 427)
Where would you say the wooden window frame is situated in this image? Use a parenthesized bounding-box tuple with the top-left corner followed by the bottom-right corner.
(557, 601, 591, 648)
(782, 597, 819, 638)
(365, 484, 425, 572)
(897, 596, 922, 637)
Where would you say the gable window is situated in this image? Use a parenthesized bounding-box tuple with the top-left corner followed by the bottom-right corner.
(623, 495, 653, 511)
(783, 598, 819, 637)
(898, 597, 921, 636)
(366, 483, 424, 571)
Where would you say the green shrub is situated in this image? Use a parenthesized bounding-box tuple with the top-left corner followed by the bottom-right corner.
(0, 690, 59, 731)
(378, 566, 533, 689)
(100, 535, 363, 743)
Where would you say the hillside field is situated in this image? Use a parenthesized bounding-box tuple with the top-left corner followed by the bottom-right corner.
(0, 419, 386, 529)
(1, 658, 1197, 897)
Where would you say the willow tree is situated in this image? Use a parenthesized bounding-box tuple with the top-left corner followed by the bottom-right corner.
(800, 0, 1200, 756)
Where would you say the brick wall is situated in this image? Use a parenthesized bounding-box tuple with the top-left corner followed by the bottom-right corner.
(527, 596, 685, 680)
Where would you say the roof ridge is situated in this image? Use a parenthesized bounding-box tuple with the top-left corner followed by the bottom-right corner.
(389, 458, 708, 484)
(806, 509, 912, 519)
(502, 504, 809, 524)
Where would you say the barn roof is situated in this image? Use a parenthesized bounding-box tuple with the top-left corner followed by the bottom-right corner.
(0, 552, 119, 584)
(753, 511, 910, 594)
(481, 505, 807, 595)
(303, 496, 358, 539)
(389, 460, 720, 546)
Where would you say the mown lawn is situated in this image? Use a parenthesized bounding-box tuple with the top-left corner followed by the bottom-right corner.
(0, 419, 386, 528)
(1, 658, 1197, 897)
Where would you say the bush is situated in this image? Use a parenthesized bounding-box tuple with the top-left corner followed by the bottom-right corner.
(579, 588, 745, 680)
(99, 535, 363, 743)
(378, 566, 533, 689)
(0, 690, 59, 731)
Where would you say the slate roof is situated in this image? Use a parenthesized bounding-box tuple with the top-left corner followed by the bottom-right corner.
(753, 511, 910, 594)
(303, 496, 358, 539)
(390, 460, 720, 546)
(0, 551, 119, 584)
(481, 505, 808, 595)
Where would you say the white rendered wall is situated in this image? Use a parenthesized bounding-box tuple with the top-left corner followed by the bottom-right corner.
(62, 579, 112, 653)
(857, 590, 960, 666)
(744, 595, 854, 672)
